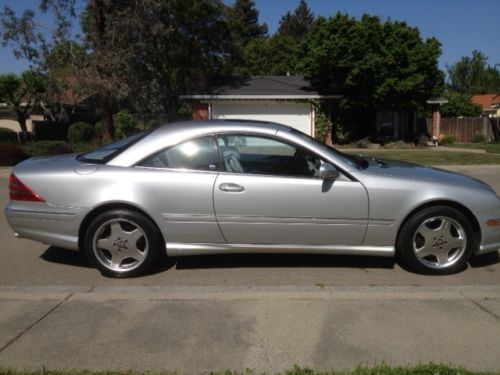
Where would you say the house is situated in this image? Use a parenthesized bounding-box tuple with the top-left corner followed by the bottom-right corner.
(181, 76, 340, 137)
(471, 94, 500, 117)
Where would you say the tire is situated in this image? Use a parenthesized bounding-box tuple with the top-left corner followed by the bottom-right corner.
(84, 209, 163, 277)
(397, 206, 476, 275)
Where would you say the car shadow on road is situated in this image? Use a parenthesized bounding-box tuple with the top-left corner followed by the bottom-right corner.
(469, 251, 500, 268)
(40, 246, 93, 268)
(173, 253, 396, 270)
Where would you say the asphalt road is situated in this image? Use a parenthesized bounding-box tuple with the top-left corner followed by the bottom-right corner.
(1, 166, 500, 372)
(1, 165, 499, 286)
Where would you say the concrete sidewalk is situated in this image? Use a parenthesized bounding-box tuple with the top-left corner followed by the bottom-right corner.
(0, 285, 499, 373)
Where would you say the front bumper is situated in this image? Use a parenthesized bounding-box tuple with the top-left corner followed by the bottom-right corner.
(476, 208, 500, 255)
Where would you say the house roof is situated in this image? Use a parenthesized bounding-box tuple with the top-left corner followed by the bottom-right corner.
(181, 75, 341, 100)
(471, 94, 500, 111)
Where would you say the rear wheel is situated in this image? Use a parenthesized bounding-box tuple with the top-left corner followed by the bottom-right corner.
(397, 206, 476, 275)
(84, 209, 162, 277)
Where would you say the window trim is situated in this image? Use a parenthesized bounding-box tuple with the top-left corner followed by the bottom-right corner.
(214, 132, 327, 180)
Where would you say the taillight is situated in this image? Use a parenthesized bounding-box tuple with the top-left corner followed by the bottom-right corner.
(8, 174, 45, 202)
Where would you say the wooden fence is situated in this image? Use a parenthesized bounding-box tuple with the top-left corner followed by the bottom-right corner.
(426, 117, 498, 142)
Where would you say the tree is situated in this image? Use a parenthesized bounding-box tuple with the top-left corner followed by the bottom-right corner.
(240, 34, 299, 75)
(447, 51, 500, 95)
(441, 90, 483, 117)
(227, 0, 268, 46)
(0, 70, 45, 133)
(278, 0, 314, 41)
(301, 14, 444, 111)
(2, 0, 231, 140)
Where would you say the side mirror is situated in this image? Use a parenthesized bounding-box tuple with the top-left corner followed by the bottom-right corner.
(319, 162, 339, 180)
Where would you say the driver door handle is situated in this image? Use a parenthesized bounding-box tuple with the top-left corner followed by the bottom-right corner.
(219, 183, 245, 193)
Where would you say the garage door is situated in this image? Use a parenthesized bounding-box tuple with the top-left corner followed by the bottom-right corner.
(211, 101, 312, 136)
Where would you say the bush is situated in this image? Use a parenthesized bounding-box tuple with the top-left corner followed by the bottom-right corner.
(0, 142, 29, 166)
(384, 140, 414, 149)
(354, 138, 370, 148)
(114, 109, 138, 139)
(94, 121, 103, 140)
(25, 141, 73, 157)
(0, 127, 18, 143)
(439, 134, 457, 145)
(145, 119, 160, 130)
(472, 133, 487, 144)
(418, 134, 430, 146)
(68, 122, 95, 144)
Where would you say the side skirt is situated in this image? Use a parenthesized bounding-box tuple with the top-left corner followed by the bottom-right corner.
(166, 242, 395, 257)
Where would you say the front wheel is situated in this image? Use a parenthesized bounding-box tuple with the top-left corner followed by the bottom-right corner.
(397, 206, 476, 275)
(84, 209, 163, 277)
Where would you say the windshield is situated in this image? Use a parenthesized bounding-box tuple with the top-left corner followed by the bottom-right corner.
(77, 132, 148, 164)
(285, 127, 364, 169)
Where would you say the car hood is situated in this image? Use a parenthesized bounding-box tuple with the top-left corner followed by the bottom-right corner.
(360, 157, 494, 192)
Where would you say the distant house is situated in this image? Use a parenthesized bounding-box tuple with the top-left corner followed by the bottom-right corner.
(471, 94, 500, 117)
(181, 76, 340, 137)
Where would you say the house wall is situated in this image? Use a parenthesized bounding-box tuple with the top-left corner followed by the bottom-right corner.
(0, 115, 42, 133)
(210, 100, 313, 136)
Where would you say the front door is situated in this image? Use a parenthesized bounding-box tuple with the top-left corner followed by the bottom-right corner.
(213, 134, 369, 245)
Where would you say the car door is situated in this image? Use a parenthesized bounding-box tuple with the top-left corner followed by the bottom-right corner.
(135, 135, 225, 243)
(213, 134, 369, 245)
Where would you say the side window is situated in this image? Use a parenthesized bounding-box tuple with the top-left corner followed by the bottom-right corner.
(140, 136, 219, 171)
(217, 135, 322, 178)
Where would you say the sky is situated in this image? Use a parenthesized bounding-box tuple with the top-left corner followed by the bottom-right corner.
(0, 0, 499, 75)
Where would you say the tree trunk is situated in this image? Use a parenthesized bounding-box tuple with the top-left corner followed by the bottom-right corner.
(101, 92, 114, 141)
(16, 110, 28, 134)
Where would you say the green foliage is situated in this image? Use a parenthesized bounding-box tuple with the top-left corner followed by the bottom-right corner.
(383, 140, 414, 149)
(447, 50, 500, 95)
(67, 122, 95, 144)
(0, 127, 15, 133)
(145, 119, 160, 130)
(25, 140, 73, 156)
(277, 0, 314, 41)
(0, 71, 46, 133)
(0, 127, 18, 143)
(114, 110, 138, 139)
(440, 134, 457, 145)
(311, 100, 329, 141)
(472, 133, 487, 143)
(94, 122, 103, 140)
(0, 143, 28, 166)
(241, 35, 300, 75)
(441, 91, 483, 117)
(334, 122, 350, 144)
(227, 0, 268, 47)
(354, 138, 370, 148)
(301, 13, 444, 111)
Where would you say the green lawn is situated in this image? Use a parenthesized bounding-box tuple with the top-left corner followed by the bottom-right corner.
(344, 149, 500, 165)
(446, 143, 500, 154)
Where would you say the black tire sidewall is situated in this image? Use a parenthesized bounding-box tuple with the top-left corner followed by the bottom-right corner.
(84, 209, 162, 278)
(397, 206, 476, 275)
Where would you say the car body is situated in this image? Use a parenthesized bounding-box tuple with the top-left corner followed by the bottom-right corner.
(5, 120, 500, 277)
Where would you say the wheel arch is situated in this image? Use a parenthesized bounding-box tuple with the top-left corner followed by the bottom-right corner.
(396, 200, 481, 248)
(78, 202, 166, 253)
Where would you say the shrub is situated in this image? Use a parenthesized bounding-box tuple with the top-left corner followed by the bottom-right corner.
(68, 122, 95, 144)
(25, 140, 73, 157)
(145, 119, 160, 130)
(94, 121, 103, 140)
(384, 140, 414, 149)
(472, 133, 487, 144)
(354, 138, 370, 148)
(0, 142, 28, 166)
(439, 134, 457, 145)
(114, 109, 138, 139)
(0, 127, 18, 143)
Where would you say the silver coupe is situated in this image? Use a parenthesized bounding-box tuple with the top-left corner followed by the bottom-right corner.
(5, 120, 500, 277)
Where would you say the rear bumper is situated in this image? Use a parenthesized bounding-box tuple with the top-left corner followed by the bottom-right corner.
(4, 202, 85, 251)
